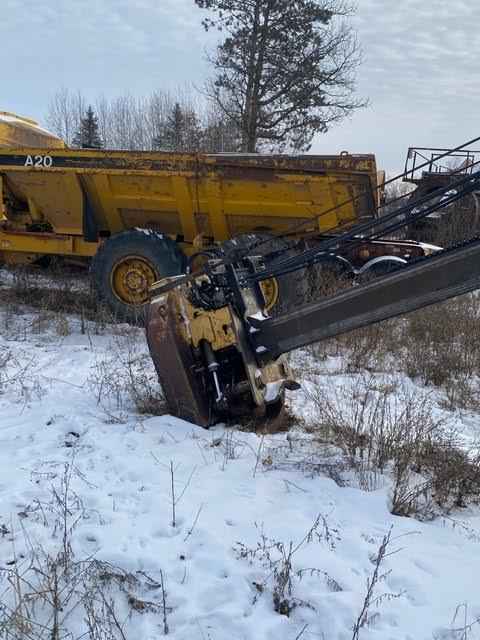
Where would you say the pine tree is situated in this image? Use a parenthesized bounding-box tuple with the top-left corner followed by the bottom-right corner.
(73, 105, 103, 149)
(195, 0, 365, 152)
(153, 103, 202, 152)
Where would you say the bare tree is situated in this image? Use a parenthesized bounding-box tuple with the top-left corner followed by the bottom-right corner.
(202, 102, 241, 152)
(94, 95, 112, 148)
(147, 91, 174, 150)
(46, 88, 86, 146)
(44, 87, 240, 153)
(195, 0, 365, 152)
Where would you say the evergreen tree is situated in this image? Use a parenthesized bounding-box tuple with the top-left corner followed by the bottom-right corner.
(153, 103, 202, 152)
(73, 105, 103, 149)
(195, 0, 365, 152)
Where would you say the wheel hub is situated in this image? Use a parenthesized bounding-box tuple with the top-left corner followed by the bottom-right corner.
(111, 256, 158, 305)
(260, 278, 279, 311)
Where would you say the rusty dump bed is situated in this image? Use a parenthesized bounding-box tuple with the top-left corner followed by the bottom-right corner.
(0, 146, 379, 259)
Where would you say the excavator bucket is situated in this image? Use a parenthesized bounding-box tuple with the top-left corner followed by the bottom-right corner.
(146, 280, 212, 427)
(146, 273, 297, 427)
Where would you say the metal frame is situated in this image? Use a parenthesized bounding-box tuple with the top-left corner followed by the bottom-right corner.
(404, 147, 480, 183)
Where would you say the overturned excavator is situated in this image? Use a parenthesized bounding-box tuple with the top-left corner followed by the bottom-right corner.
(146, 141, 480, 427)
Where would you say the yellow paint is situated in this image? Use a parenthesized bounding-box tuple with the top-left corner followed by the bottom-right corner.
(0, 230, 97, 257)
(189, 306, 236, 351)
(0, 143, 379, 263)
(110, 255, 158, 305)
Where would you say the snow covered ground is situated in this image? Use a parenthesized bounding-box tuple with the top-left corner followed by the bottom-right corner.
(1, 280, 480, 639)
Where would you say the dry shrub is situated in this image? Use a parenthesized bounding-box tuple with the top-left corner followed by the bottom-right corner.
(4, 263, 95, 315)
(389, 438, 480, 519)
(0, 553, 169, 640)
(413, 193, 480, 247)
(306, 374, 480, 518)
(333, 319, 402, 373)
(299, 318, 403, 378)
(235, 515, 340, 617)
(351, 527, 403, 639)
(302, 292, 480, 413)
(401, 294, 480, 410)
(0, 345, 42, 402)
(0, 460, 170, 639)
(416, 441, 480, 511)
(89, 326, 166, 418)
(306, 375, 439, 473)
(303, 260, 353, 303)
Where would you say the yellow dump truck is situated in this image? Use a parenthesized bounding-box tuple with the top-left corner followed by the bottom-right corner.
(0, 111, 398, 319)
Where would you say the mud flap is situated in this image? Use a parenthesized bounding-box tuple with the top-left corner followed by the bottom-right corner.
(146, 292, 212, 427)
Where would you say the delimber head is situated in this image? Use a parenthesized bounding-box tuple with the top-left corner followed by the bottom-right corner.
(145, 274, 299, 427)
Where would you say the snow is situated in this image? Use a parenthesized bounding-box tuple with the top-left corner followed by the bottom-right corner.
(1, 277, 480, 638)
(264, 379, 284, 403)
(135, 228, 164, 238)
(249, 311, 268, 321)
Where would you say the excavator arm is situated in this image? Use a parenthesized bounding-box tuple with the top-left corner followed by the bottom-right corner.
(250, 236, 480, 359)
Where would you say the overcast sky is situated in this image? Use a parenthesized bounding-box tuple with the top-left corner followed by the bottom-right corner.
(2, 0, 479, 171)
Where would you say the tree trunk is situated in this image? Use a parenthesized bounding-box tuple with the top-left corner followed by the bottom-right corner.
(241, 1, 261, 152)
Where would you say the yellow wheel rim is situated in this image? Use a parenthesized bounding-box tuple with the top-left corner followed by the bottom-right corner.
(260, 277, 279, 312)
(110, 255, 158, 305)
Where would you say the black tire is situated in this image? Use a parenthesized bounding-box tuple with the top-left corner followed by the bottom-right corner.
(91, 229, 185, 323)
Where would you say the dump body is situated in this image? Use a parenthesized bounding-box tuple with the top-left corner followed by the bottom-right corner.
(0, 147, 379, 260)
(0, 112, 65, 150)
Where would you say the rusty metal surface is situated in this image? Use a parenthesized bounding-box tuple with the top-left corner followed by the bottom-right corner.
(146, 291, 212, 427)
(0, 149, 376, 240)
(207, 153, 377, 173)
(0, 149, 376, 176)
(146, 275, 298, 426)
(0, 150, 200, 174)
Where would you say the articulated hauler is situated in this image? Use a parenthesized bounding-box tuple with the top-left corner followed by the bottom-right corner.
(0, 111, 430, 319)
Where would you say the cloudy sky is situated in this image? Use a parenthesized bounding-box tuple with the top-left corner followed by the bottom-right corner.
(2, 0, 479, 171)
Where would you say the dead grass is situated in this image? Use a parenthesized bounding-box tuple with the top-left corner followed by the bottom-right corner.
(0, 459, 171, 639)
(88, 326, 167, 419)
(305, 374, 480, 519)
(300, 292, 480, 413)
(1, 263, 96, 315)
(235, 514, 340, 618)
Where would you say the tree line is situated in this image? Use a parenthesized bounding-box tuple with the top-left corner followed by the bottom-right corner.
(46, 87, 240, 153)
(46, 0, 363, 154)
